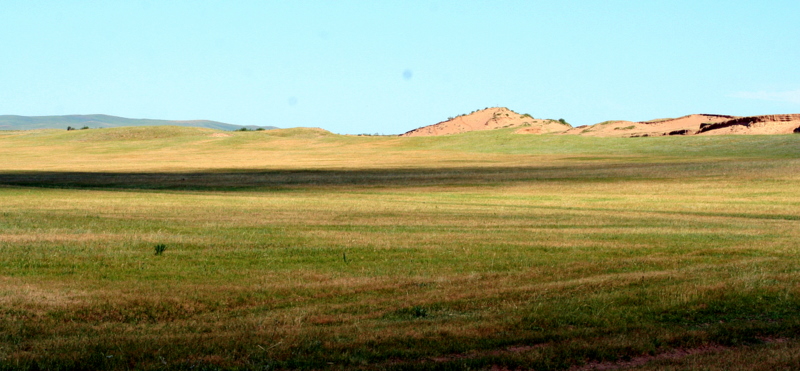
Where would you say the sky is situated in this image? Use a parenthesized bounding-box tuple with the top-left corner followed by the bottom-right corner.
(1, 1, 799, 134)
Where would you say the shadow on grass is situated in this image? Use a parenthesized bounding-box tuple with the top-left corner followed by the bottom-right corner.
(0, 160, 748, 191)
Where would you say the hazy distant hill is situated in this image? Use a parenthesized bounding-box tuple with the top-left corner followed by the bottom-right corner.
(0, 114, 277, 131)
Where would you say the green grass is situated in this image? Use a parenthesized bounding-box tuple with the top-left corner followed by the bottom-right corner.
(0, 127, 799, 370)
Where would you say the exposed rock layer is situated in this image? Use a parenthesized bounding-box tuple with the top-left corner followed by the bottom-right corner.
(697, 114, 800, 134)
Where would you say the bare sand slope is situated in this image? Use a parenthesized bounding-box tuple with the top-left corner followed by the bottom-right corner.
(697, 114, 800, 135)
(400, 107, 570, 137)
(561, 114, 737, 137)
(403, 108, 800, 137)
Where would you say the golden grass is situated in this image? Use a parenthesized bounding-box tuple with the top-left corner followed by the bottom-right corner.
(0, 127, 799, 369)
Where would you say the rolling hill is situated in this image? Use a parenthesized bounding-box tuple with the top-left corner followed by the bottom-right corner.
(0, 114, 277, 131)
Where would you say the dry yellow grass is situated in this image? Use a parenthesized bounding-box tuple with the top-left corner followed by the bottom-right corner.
(0, 127, 798, 369)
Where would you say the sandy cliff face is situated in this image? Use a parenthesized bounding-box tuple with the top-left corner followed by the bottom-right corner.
(560, 114, 737, 137)
(697, 114, 800, 135)
(559, 113, 800, 137)
(401, 107, 570, 137)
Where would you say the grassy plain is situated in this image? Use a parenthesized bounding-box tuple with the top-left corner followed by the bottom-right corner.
(1, 127, 799, 370)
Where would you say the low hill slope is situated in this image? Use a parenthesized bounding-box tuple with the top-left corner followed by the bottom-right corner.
(1, 123, 799, 174)
(0, 114, 277, 131)
(258, 127, 334, 138)
(401, 107, 570, 136)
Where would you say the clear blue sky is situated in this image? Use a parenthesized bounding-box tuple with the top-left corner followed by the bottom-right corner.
(2, 1, 799, 134)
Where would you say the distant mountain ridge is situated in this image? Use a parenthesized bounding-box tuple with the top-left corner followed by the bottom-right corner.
(0, 114, 277, 131)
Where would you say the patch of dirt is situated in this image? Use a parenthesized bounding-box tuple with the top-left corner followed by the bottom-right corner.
(209, 133, 232, 137)
(380, 337, 792, 370)
(428, 344, 544, 363)
(0, 278, 87, 309)
(570, 344, 728, 371)
(570, 338, 789, 370)
(515, 127, 542, 134)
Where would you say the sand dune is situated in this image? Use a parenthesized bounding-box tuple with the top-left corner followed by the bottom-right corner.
(401, 107, 570, 137)
(561, 113, 800, 137)
(405, 108, 800, 137)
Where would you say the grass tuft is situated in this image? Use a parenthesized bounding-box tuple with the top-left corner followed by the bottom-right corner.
(153, 244, 167, 256)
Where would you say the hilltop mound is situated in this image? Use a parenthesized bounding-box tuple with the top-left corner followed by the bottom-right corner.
(401, 107, 570, 137)
(0, 114, 277, 131)
(562, 114, 737, 137)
